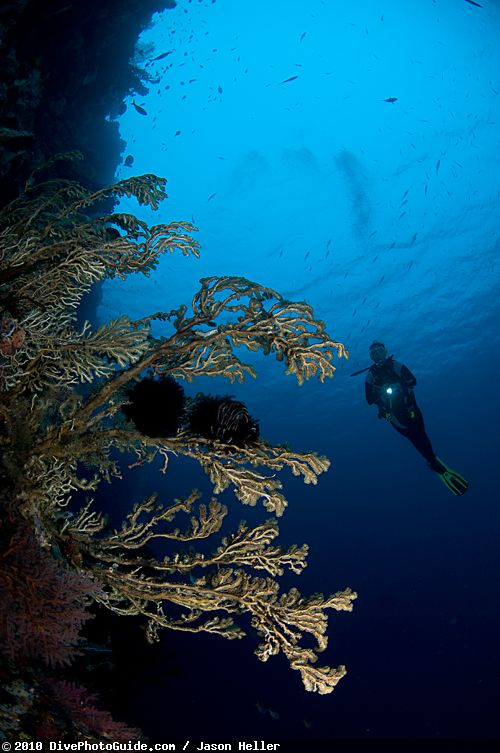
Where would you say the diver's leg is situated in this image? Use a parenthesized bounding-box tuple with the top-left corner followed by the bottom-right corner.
(389, 408, 468, 494)
(389, 407, 439, 467)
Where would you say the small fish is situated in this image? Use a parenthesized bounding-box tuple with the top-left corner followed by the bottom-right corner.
(436, 159, 441, 174)
(369, 230, 378, 238)
(379, 275, 385, 284)
(382, 97, 398, 103)
(372, 255, 378, 262)
(280, 75, 299, 84)
(279, 249, 283, 258)
(85, 642, 112, 653)
(304, 251, 310, 260)
(218, 85, 223, 94)
(123, 154, 134, 167)
(268, 709, 280, 720)
(174, 130, 181, 136)
(132, 100, 147, 116)
(153, 50, 173, 61)
(83, 68, 98, 86)
(207, 192, 217, 202)
(399, 199, 408, 207)
(326, 239, 331, 249)
(399, 211, 406, 219)
(410, 232, 417, 246)
(464, 0, 482, 6)
(402, 189, 409, 199)
(389, 241, 396, 249)
(300, 32, 307, 42)
(46, 4, 73, 19)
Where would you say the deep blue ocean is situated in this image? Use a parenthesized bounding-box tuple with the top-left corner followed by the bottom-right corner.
(96, 0, 500, 748)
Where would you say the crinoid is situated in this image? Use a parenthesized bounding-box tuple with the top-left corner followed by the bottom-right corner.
(186, 394, 259, 446)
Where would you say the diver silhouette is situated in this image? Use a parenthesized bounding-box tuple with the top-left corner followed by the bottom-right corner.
(355, 341, 468, 496)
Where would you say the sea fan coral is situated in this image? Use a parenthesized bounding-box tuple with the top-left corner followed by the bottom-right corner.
(40, 680, 141, 742)
(0, 508, 100, 668)
(0, 159, 353, 731)
(187, 394, 259, 446)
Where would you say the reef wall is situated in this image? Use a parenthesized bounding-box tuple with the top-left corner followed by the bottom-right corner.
(0, 0, 176, 203)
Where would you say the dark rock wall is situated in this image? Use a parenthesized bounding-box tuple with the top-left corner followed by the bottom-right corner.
(0, 0, 176, 202)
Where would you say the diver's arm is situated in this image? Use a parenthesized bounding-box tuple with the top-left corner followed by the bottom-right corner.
(365, 382, 375, 404)
(391, 359, 416, 389)
(366, 384, 389, 418)
(365, 374, 377, 405)
(400, 363, 417, 389)
(365, 380, 385, 413)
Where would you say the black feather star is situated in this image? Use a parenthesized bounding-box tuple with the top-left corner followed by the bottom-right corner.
(121, 375, 186, 438)
(186, 394, 259, 446)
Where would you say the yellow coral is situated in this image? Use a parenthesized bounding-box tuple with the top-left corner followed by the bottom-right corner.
(0, 158, 354, 695)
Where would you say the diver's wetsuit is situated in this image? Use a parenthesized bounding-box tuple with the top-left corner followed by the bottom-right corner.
(365, 357, 439, 470)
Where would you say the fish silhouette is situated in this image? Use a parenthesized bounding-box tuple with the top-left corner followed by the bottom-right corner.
(132, 100, 147, 116)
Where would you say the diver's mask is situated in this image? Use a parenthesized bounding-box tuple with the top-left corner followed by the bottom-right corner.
(369, 342, 387, 365)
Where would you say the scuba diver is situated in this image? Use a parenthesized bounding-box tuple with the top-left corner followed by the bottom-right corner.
(354, 341, 468, 496)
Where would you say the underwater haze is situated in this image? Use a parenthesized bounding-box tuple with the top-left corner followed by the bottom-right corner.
(99, 0, 500, 748)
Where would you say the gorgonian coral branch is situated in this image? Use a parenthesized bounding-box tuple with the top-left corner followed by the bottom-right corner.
(59, 493, 355, 690)
(32, 428, 329, 518)
(65, 275, 347, 435)
(7, 314, 151, 393)
(0, 162, 354, 702)
(168, 275, 348, 385)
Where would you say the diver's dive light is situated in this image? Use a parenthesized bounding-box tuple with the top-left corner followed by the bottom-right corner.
(384, 384, 403, 411)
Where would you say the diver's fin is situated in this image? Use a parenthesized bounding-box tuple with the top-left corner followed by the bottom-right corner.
(432, 457, 469, 496)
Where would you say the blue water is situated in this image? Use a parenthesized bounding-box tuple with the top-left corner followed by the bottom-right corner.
(99, 0, 500, 746)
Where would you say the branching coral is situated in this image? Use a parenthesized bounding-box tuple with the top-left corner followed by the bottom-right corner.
(0, 154, 355, 738)
(62, 493, 355, 694)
